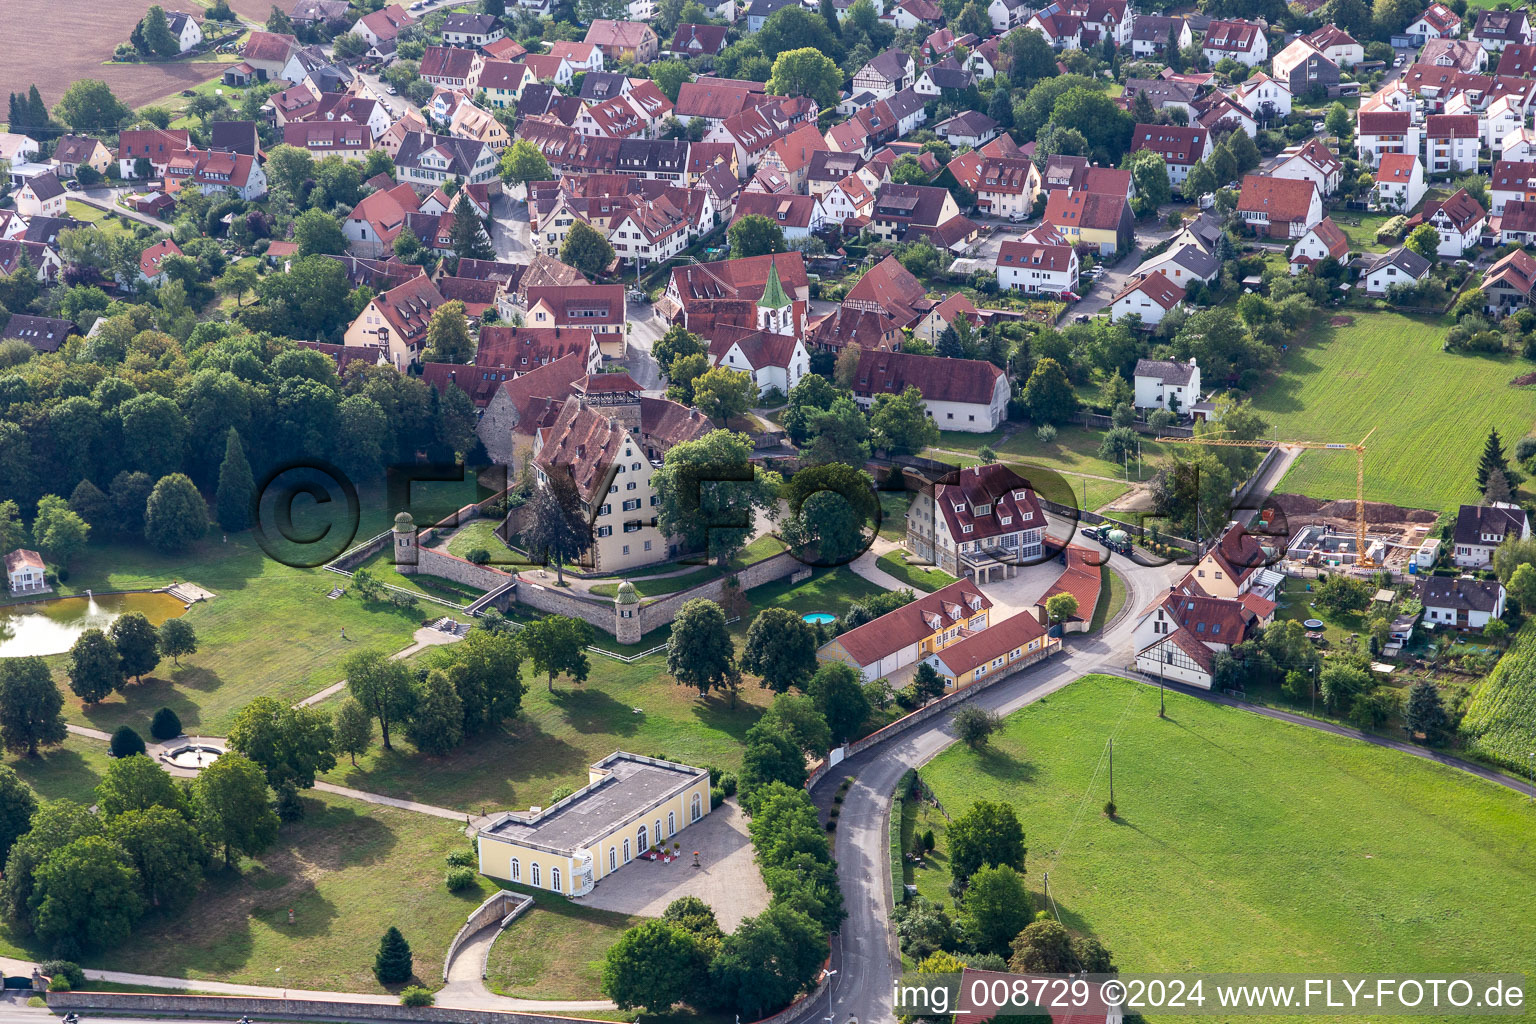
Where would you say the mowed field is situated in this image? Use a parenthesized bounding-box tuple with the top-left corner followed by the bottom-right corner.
(0, 0, 253, 113)
(1252, 312, 1536, 510)
(913, 676, 1536, 1024)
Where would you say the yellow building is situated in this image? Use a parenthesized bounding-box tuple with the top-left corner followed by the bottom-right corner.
(924, 609, 1056, 688)
(816, 579, 991, 682)
(477, 752, 713, 897)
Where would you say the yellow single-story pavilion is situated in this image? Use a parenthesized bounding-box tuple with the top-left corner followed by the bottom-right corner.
(476, 751, 712, 897)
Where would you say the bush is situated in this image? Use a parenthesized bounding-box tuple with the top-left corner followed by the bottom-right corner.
(109, 726, 146, 758)
(446, 848, 475, 867)
(1103, 800, 1117, 817)
(400, 986, 435, 1007)
(465, 547, 491, 565)
(42, 961, 85, 991)
(710, 785, 725, 808)
(719, 772, 737, 797)
(276, 780, 305, 822)
(445, 867, 475, 892)
(1036, 424, 1057, 443)
(150, 706, 182, 741)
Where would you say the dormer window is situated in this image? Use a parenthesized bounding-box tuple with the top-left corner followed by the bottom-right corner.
(975, 503, 991, 516)
(952, 502, 966, 512)
(962, 524, 973, 533)
(1000, 516, 1012, 526)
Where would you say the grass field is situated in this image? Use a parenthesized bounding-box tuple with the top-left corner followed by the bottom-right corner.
(0, 791, 494, 992)
(1327, 207, 1397, 251)
(484, 888, 641, 1001)
(875, 552, 958, 592)
(1253, 312, 1536, 509)
(913, 675, 1536, 1018)
(930, 426, 1145, 511)
(1086, 565, 1124, 633)
(5, 734, 116, 806)
(878, 491, 912, 542)
(66, 200, 137, 240)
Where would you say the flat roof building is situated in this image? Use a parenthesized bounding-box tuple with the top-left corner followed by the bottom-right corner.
(477, 751, 712, 897)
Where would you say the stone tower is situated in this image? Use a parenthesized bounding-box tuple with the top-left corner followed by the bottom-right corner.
(756, 256, 792, 336)
(613, 580, 641, 644)
(392, 511, 418, 574)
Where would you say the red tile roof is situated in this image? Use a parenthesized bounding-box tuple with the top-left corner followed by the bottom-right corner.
(851, 348, 1004, 405)
(1236, 174, 1318, 223)
(831, 580, 991, 668)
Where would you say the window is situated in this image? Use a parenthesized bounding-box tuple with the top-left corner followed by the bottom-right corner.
(622, 545, 629, 555)
(623, 838, 632, 863)
(511, 859, 521, 881)
(623, 498, 641, 511)
(599, 503, 611, 515)
(627, 481, 637, 490)
(609, 847, 617, 872)
(667, 811, 676, 836)
(531, 863, 541, 886)
(597, 525, 612, 537)
(638, 824, 649, 851)
(691, 791, 703, 821)
(551, 867, 561, 891)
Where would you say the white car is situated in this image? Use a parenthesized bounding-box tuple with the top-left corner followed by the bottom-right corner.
(387, 84, 399, 95)
(1312, 121, 1326, 133)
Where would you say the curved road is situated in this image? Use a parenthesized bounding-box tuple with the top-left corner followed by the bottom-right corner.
(797, 549, 1536, 1024)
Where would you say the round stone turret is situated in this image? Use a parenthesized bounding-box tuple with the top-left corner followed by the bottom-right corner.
(392, 511, 418, 573)
(614, 580, 641, 644)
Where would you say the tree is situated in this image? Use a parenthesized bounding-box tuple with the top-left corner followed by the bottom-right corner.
(0, 659, 66, 757)
(424, 300, 473, 364)
(729, 214, 787, 259)
(665, 352, 710, 405)
(374, 926, 414, 984)
(650, 60, 692, 104)
(708, 904, 828, 1019)
(110, 613, 160, 684)
(499, 138, 553, 185)
(654, 324, 707, 377)
(741, 608, 819, 693)
(31, 835, 144, 957)
(947, 799, 1025, 884)
(1124, 149, 1171, 216)
(213, 428, 253, 533)
(668, 599, 740, 702)
(953, 704, 1001, 749)
(94, 753, 187, 819)
(1226, 128, 1260, 173)
(808, 662, 869, 744)
(264, 145, 314, 198)
(740, 728, 808, 804)
(1325, 101, 1351, 140)
(1009, 919, 1077, 973)
(449, 209, 493, 265)
(404, 669, 464, 756)
(1477, 427, 1512, 491)
(216, 263, 258, 308)
(67, 629, 123, 704)
(759, 694, 832, 756)
(293, 209, 347, 258)
(1009, 29, 1057, 90)
(912, 661, 946, 703)
(1405, 679, 1450, 745)
(53, 80, 129, 133)
(344, 649, 417, 751)
(560, 220, 614, 277)
(601, 920, 710, 1013)
(30, 496, 88, 568)
(758, 4, 842, 60)
(654, 431, 781, 566)
(960, 863, 1032, 954)
(798, 490, 865, 565)
(68, 480, 110, 532)
(111, 726, 146, 758)
(523, 473, 591, 585)
(692, 366, 757, 424)
(1319, 663, 1371, 715)
(106, 806, 207, 909)
(767, 48, 843, 109)
(0, 768, 37, 867)
(192, 752, 279, 867)
(267, 3, 295, 31)
(1485, 467, 1512, 505)
(333, 697, 373, 765)
(145, 473, 208, 553)
(446, 628, 526, 736)
(1508, 562, 1536, 612)
(869, 385, 939, 455)
(1405, 222, 1440, 262)
(519, 615, 593, 692)
(988, 85, 1015, 130)
(228, 697, 337, 790)
(1184, 159, 1217, 200)
(1049, 86, 1132, 164)
(1044, 592, 1079, 625)
(150, 707, 182, 741)
(1021, 357, 1079, 425)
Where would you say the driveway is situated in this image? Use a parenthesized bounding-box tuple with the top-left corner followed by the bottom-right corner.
(574, 799, 770, 931)
(488, 189, 531, 262)
(621, 300, 668, 389)
(1075, 220, 1180, 316)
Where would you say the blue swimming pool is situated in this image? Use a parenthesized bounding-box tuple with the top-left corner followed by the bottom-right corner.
(802, 612, 836, 625)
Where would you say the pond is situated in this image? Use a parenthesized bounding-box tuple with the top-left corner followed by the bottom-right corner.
(0, 592, 189, 659)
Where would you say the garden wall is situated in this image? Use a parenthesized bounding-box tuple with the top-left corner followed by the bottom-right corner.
(440, 890, 532, 983)
(512, 579, 618, 633)
(634, 552, 802, 634)
(413, 548, 516, 593)
(48, 993, 585, 1024)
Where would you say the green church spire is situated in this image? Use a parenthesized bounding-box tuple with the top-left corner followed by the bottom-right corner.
(758, 256, 790, 310)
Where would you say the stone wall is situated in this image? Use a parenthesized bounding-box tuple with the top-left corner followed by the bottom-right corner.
(512, 578, 620, 632)
(441, 890, 532, 982)
(48, 993, 580, 1024)
(413, 547, 517, 592)
(329, 530, 392, 572)
(634, 551, 801, 634)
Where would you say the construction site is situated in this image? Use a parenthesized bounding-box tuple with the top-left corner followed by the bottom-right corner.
(1268, 494, 1441, 574)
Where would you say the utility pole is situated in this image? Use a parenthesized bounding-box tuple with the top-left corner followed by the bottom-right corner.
(1108, 739, 1114, 806)
(1159, 653, 1166, 718)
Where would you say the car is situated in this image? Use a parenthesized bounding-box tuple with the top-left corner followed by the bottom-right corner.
(1312, 121, 1326, 133)
(1073, 313, 1091, 323)
(387, 84, 398, 95)
(1081, 525, 1100, 540)
(1394, 55, 1405, 66)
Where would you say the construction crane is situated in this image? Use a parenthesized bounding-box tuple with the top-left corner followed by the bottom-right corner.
(1155, 428, 1378, 568)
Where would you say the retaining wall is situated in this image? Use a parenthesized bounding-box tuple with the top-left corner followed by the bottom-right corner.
(329, 531, 392, 572)
(47, 992, 584, 1024)
(512, 579, 618, 632)
(634, 551, 801, 634)
(413, 547, 517, 592)
(441, 890, 532, 982)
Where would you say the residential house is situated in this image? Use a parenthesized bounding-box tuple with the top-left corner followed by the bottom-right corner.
(907, 465, 1047, 582)
(526, 284, 628, 357)
(1044, 189, 1134, 254)
(0, 239, 61, 284)
(442, 12, 503, 46)
(914, 57, 976, 97)
(1497, 198, 1536, 244)
(1419, 577, 1506, 630)
(1303, 24, 1362, 65)
(1124, 77, 1203, 119)
(988, 0, 1032, 32)
(1230, 73, 1292, 120)
(1423, 187, 1487, 255)
(137, 237, 184, 287)
(1289, 216, 1350, 273)
(282, 121, 373, 160)
(396, 131, 497, 185)
(117, 128, 191, 178)
(1273, 138, 1345, 195)
(420, 45, 483, 88)
(1374, 152, 1426, 212)
(1272, 39, 1341, 100)
(869, 182, 972, 246)
(290, 0, 350, 29)
(818, 579, 992, 681)
(344, 181, 422, 257)
(1360, 246, 1431, 296)
(350, 4, 411, 57)
(1420, 37, 1488, 71)
(1202, 19, 1269, 66)
(584, 20, 659, 63)
(52, 136, 111, 178)
(1452, 503, 1530, 567)
(847, 349, 1009, 432)
(1495, 41, 1536, 76)
(1129, 123, 1211, 193)
(1425, 114, 1481, 173)
(659, 251, 810, 326)
(1131, 239, 1220, 288)
(1110, 272, 1186, 326)
(1484, 247, 1536, 313)
(1133, 576, 1275, 688)
(1490, 158, 1536, 213)
(210, 120, 261, 156)
(344, 274, 446, 366)
(854, 49, 917, 99)
(1236, 175, 1322, 238)
(1487, 94, 1523, 153)
(1356, 111, 1421, 167)
(995, 237, 1079, 296)
(933, 111, 999, 149)
(1130, 14, 1192, 56)
(15, 173, 65, 219)
(744, 0, 798, 31)
(3, 549, 48, 595)
(669, 23, 729, 58)
(163, 149, 268, 200)
(476, 324, 602, 382)
(1470, 8, 1533, 50)
(885, 0, 945, 30)
(1404, 2, 1462, 43)
(608, 195, 693, 264)
(161, 10, 203, 51)
(1195, 92, 1259, 137)
(1, 315, 73, 355)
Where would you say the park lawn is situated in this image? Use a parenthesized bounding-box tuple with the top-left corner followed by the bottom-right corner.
(1252, 312, 1536, 509)
(484, 887, 642, 1001)
(353, 548, 486, 606)
(0, 791, 493, 993)
(443, 518, 525, 566)
(875, 552, 958, 592)
(5, 734, 115, 806)
(589, 566, 719, 599)
(914, 674, 1536, 1016)
(879, 490, 912, 542)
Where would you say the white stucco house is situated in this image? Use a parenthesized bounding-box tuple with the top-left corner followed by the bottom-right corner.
(1133, 357, 1201, 412)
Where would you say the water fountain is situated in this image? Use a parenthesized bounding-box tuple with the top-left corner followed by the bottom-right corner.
(163, 743, 225, 771)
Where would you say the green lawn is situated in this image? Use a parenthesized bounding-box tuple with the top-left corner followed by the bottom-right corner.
(875, 552, 958, 592)
(5, 734, 116, 806)
(1327, 207, 1399, 252)
(1086, 565, 1124, 633)
(915, 675, 1536, 1013)
(66, 200, 137, 240)
(484, 888, 642, 1001)
(878, 491, 912, 543)
(444, 518, 526, 566)
(1253, 312, 1536, 509)
(589, 566, 720, 599)
(353, 548, 486, 605)
(0, 791, 494, 993)
(929, 426, 1150, 511)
